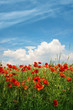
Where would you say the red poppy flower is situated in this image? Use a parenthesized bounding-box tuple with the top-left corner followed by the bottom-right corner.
(34, 62, 37, 64)
(19, 65, 23, 68)
(58, 64, 61, 67)
(0, 67, 3, 73)
(34, 69, 39, 73)
(54, 66, 58, 70)
(33, 75, 41, 83)
(31, 71, 34, 75)
(21, 65, 27, 71)
(27, 76, 31, 81)
(12, 73, 18, 75)
(33, 62, 38, 67)
(8, 73, 13, 77)
(5, 77, 10, 82)
(38, 65, 41, 68)
(8, 64, 13, 68)
(12, 65, 17, 69)
(70, 67, 73, 72)
(3, 70, 8, 75)
(10, 78, 17, 84)
(60, 73, 65, 78)
(38, 62, 41, 64)
(24, 65, 28, 68)
(43, 79, 49, 85)
(24, 86, 27, 90)
(67, 76, 72, 81)
(0, 64, 2, 66)
(36, 82, 44, 91)
(21, 80, 26, 85)
(27, 66, 31, 70)
(53, 100, 58, 106)
(7, 83, 12, 88)
(63, 63, 68, 70)
(59, 66, 64, 72)
(21, 68, 27, 71)
(45, 63, 48, 65)
(50, 67, 55, 72)
(48, 64, 51, 68)
(14, 81, 20, 87)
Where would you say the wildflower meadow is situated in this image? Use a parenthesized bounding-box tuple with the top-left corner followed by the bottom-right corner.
(0, 62, 73, 110)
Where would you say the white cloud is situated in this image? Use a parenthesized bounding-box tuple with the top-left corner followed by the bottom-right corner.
(0, 0, 62, 29)
(3, 39, 73, 65)
(25, 46, 36, 50)
(0, 9, 37, 29)
(0, 38, 16, 43)
(34, 39, 65, 55)
(0, 9, 37, 21)
(3, 49, 26, 60)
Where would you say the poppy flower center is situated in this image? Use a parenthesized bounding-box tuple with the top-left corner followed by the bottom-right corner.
(35, 79, 38, 81)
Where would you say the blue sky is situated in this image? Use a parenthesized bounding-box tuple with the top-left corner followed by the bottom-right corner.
(0, 0, 73, 65)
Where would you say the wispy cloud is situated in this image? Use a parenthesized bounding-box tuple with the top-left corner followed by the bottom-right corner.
(0, 9, 37, 29)
(10, 40, 32, 46)
(0, 7, 60, 29)
(0, 38, 16, 44)
(0, 0, 73, 29)
(59, 0, 73, 5)
(0, 0, 73, 5)
(0, 0, 25, 4)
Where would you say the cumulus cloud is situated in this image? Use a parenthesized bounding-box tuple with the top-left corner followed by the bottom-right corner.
(3, 39, 73, 65)
(3, 49, 26, 60)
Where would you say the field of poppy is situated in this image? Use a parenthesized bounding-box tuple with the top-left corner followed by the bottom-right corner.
(0, 62, 73, 110)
